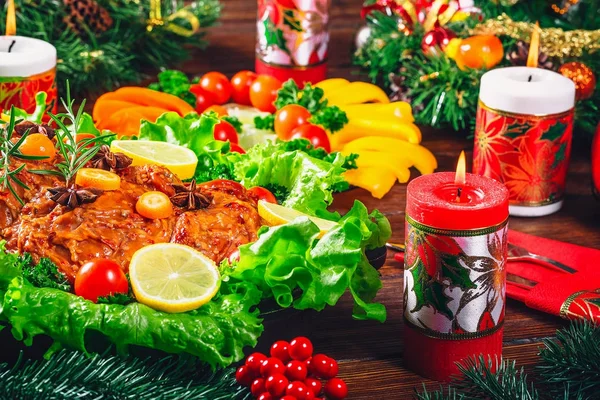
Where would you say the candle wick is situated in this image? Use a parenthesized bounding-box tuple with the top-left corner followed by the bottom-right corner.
(8, 40, 16, 53)
(455, 187, 462, 203)
(527, 75, 532, 82)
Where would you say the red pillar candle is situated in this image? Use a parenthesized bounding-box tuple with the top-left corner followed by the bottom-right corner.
(403, 162, 509, 381)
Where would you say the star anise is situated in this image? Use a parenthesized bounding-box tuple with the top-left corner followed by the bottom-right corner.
(91, 145, 133, 171)
(14, 121, 56, 139)
(48, 185, 103, 209)
(170, 179, 213, 210)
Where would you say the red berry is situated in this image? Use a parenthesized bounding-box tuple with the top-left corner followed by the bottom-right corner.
(286, 360, 308, 382)
(251, 378, 266, 397)
(289, 337, 313, 361)
(286, 381, 314, 400)
(310, 354, 330, 378)
(246, 352, 268, 375)
(271, 340, 291, 362)
(257, 393, 273, 400)
(304, 378, 322, 396)
(260, 357, 286, 378)
(305, 357, 314, 376)
(324, 378, 348, 400)
(235, 365, 255, 387)
(321, 358, 339, 379)
(265, 373, 289, 397)
(280, 396, 298, 400)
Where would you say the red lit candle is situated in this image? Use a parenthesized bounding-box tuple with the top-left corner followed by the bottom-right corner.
(403, 152, 509, 381)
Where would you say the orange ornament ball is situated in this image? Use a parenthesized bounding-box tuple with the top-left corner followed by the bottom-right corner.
(558, 62, 596, 100)
(446, 35, 504, 71)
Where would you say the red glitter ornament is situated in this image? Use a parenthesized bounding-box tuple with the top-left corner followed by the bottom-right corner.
(421, 26, 456, 56)
(558, 62, 597, 100)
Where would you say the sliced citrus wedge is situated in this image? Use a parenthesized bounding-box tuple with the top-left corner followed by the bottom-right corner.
(110, 140, 198, 180)
(129, 243, 220, 313)
(257, 200, 338, 238)
(75, 168, 121, 190)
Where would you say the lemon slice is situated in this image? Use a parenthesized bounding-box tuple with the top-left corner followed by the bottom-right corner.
(257, 200, 338, 238)
(110, 140, 198, 180)
(129, 243, 220, 313)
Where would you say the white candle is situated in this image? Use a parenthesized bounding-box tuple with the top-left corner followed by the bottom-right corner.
(0, 35, 56, 77)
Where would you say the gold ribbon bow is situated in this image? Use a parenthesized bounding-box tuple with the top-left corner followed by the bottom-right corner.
(146, 0, 201, 37)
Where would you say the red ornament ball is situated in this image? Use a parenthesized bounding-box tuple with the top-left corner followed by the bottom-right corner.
(558, 62, 597, 100)
(421, 27, 456, 57)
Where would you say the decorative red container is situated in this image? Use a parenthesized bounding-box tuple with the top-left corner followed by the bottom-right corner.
(404, 172, 509, 381)
(256, 0, 329, 85)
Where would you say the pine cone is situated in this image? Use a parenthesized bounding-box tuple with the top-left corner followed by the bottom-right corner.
(388, 71, 424, 113)
(506, 40, 554, 70)
(63, 0, 113, 36)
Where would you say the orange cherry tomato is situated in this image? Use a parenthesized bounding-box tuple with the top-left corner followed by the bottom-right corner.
(136, 191, 174, 219)
(290, 124, 330, 152)
(250, 75, 282, 113)
(199, 72, 232, 104)
(274, 104, 312, 140)
(454, 35, 503, 71)
(204, 105, 228, 116)
(231, 70, 257, 105)
(19, 133, 56, 161)
(75, 168, 121, 191)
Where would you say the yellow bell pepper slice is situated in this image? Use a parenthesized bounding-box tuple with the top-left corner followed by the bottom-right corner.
(344, 150, 411, 183)
(325, 82, 390, 106)
(331, 120, 422, 150)
(339, 102, 415, 123)
(344, 167, 396, 199)
(314, 78, 350, 96)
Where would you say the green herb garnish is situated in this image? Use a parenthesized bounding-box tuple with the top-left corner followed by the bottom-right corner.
(253, 115, 275, 131)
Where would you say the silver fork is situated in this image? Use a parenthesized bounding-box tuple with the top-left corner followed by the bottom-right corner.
(507, 243, 576, 274)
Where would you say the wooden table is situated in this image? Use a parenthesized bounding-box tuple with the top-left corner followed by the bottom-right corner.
(178, 1, 600, 397)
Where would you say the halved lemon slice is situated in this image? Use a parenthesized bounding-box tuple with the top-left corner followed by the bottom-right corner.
(110, 140, 198, 180)
(129, 243, 220, 313)
(257, 200, 338, 238)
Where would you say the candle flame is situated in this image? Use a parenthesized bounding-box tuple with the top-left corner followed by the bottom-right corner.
(5, 0, 16, 36)
(455, 150, 466, 186)
(526, 22, 540, 68)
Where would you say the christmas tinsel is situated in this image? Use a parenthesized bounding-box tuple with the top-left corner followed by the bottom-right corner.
(0, 0, 221, 97)
(353, 0, 600, 136)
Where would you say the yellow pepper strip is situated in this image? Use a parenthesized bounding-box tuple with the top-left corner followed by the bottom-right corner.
(342, 137, 438, 175)
(331, 120, 422, 150)
(344, 167, 396, 199)
(343, 150, 411, 183)
(325, 82, 390, 106)
(314, 78, 350, 96)
(339, 102, 415, 123)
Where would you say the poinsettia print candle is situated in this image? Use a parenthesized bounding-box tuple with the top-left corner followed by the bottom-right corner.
(473, 67, 575, 217)
(403, 154, 509, 381)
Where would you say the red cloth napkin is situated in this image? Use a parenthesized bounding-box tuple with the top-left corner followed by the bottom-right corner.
(507, 230, 600, 321)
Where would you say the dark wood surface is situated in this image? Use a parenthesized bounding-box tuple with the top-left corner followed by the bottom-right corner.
(191, 1, 600, 398)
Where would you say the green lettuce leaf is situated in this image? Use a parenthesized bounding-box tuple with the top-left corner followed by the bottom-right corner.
(229, 200, 388, 322)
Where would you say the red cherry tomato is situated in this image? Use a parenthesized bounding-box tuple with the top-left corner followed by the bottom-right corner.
(213, 120, 239, 144)
(265, 373, 289, 397)
(246, 352, 268, 375)
(290, 124, 330, 153)
(304, 378, 322, 396)
(230, 70, 257, 105)
(274, 104, 312, 140)
(250, 75, 282, 113)
(205, 105, 228, 117)
(289, 337, 313, 361)
(251, 378, 266, 397)
(286, 381, 314, 400)
(270, 340, 291, 362)
(199, 179, 246, 198)
(260, 357, 286, 377)
(310, 354, 330, 378)
(247, 186, 277, 204)
(286, 360, 308, 382)
(324, 378, 348, 400)
(229, 142, 246, 154)
(190, 85, 214, 113)
(257, 393, 273, 400)
(74, 259, 128, 303)
(199, 72, 232, 104)
(235, 365, 256, 387)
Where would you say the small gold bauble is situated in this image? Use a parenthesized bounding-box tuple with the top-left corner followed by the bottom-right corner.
(558, 62, 597, 101)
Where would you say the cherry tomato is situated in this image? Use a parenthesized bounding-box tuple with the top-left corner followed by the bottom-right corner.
(190, 85, 214, 113)
(265, 373, 289, 397)
(199, 179, 246, 198)
(309, 354, 330, 379)
(213, 120, 239, 144)
(19, 133, 56, 161)
(260, 357, 286, 377)
(246, 352, 268, 375)
(289, 337, 313, 361)
(205, 105, 228, 116)
(199, 72, 232, 104)
(251, 378, 266, 397)
(274, 104, 311, 140)
(286, 360, 308, 381)
(230, 70, 257, 105)
(236, 365, 256, 387)
(229, 143, 246, 154)
(304, 378, 322, 396)
(324, 378, 348, 400)
(257, 393, 273, 400)
(286, 381, 314, 400)
(247, 186, 277, 204)
(74, 259, 128, 303)
(250, 75, 282, 113)
(270, 340, 291, 362)
(290, 125, 330, 153)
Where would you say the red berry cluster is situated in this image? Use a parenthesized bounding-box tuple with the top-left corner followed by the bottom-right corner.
(236, 337, 348, 400)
